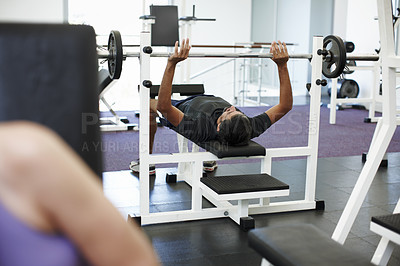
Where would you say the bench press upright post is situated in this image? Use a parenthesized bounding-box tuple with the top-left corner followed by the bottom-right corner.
(139, 30, 151, 217)
(305, 36, 323, 203)
(368, 62, 381, 122)
(260, 154, 272, 206)
(332, 0, 398, 244)
(329, 78, 338, 124)
(191, 160, 203, 211)
(177, 134, 190, 182)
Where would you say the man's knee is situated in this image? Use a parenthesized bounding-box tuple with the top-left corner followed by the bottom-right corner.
(0, 121, 61, 171)
(150, 99, 158, 114)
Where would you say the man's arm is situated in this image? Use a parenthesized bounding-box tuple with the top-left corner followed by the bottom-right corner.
(157, 38, 191, 127)
(0, 122, 159, 266)
(265, 41, 293, 125)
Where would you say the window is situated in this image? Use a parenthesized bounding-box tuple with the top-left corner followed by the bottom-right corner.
(68, 0, 169, 111)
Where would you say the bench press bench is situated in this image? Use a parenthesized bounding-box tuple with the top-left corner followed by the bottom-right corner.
(135, 81, 324, 230)
(248, 212, 400, 265)
(149, 84, 291, 231)
(137, 34, 326, 229)
(172, 136, 290, 231)
(248, 224, 373, 266)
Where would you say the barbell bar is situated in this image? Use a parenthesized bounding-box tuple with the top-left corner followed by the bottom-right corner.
(101, 30, 380, 80)
(97, 51, 313, 59)
(100, 43, 298, 48)
(346, 55, 380, 61)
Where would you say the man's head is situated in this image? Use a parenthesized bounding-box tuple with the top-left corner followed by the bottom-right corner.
(217, 106, 252, 146)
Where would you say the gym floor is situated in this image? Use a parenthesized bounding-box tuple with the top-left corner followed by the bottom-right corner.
(103, 152, 400, 265)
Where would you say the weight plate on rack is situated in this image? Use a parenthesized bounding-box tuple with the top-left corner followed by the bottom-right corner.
(322, 35, 347, 78)
(107, 30, 123, 79)
(339, 79, 359, 98)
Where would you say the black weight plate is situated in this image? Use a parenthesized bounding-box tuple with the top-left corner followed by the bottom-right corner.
(107, 30, 123, 79)
(322, 35, 347, 78)
(345, 41, 355, 53)
(340, 79, 359, 98)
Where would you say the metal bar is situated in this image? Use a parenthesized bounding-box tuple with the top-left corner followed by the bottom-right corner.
(332, 97, 374, 104)
(99, 44, 140, 47)
(139, 31, 151, 217)
(329, 78, 338, 124)
(146, 52, 312, 59)
(305, 36, 323, 202)
(99, 43, 296, 48)
(248, 200, 317, 215)
(191, 44, 272, 48)
(347, 54, 380, 61)
(254, 42, 298, 46)
(332, 0, 397, 244)
(98, 50, 312, 59)
(99, 49, 380, 62)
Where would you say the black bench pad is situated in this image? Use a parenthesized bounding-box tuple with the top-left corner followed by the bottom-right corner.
(372, 213, 400, 235)
(198, 140, 266, 158)
(201, 174, 288, 194)
(152, 84, 265, 159)
(248, 224, 373, 266)
(150, 84, 205, 98)
(98, 69, 112, 93)
(0, 23, 102, 177)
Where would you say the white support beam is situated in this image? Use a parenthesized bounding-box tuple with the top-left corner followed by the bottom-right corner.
(305, 36, 323, 202)
(332, 0, 398, 245)
(139, 30, 151, 216)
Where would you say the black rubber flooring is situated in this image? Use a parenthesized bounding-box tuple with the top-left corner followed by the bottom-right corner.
(103, 153, 400, 266)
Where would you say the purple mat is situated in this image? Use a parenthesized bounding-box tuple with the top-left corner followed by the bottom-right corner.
(101, 106, 400, 172)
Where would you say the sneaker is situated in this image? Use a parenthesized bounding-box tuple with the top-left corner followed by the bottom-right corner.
(129, 160, 156, 175)
(203, 161, 218, 172)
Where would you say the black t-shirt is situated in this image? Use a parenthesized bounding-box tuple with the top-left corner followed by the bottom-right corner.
(165, 95, 271, 143)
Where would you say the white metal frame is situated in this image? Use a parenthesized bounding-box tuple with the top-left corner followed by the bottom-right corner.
(329, 63, 381, 124)
(137, 33, 324, 227)
(331, 1, 399, 259)
(237, 44, 297, 107)
(99, 80, 139, 132)
(370, 199, 400, 265)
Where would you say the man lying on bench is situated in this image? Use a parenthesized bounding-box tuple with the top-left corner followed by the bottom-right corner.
(130, 38, 292, 175)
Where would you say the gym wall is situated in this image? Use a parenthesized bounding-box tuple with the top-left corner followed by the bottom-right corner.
(251, 0, 334, 98)
(345, 0, 380, 101)
(176, 0, 253, 105)
(0, 0, 67, 23)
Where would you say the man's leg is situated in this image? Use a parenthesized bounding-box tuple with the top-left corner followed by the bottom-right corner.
(149, 99, 158, 154)
(130, 99, 158, 175)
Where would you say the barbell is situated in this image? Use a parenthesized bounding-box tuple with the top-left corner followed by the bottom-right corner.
(99, 30, 380, 80)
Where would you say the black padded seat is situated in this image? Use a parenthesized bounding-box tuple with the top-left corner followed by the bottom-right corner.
(201, 174, 287, 194)
(0, 23, 102, 177)
(248, 224, 373, 266)
(98, 69, 112, 93)
(372, 213, 400, 234)
(150, 84, 266, 158)
(150, 84, 205, 98)
(198, 140, 266, 158)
